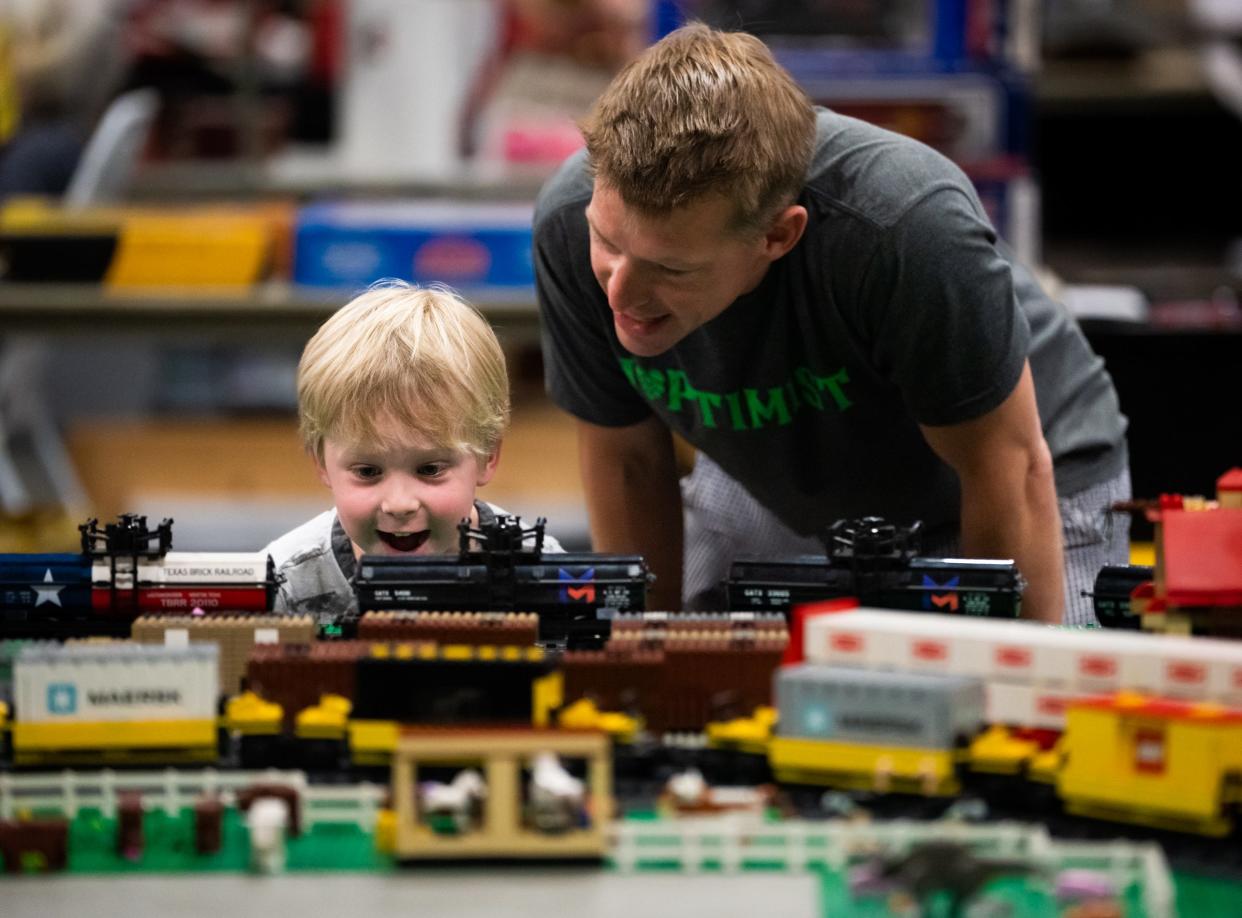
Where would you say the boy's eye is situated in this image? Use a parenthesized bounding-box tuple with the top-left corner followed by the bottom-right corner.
(418, 463, 448, 477)
(353, 465, 382, 480)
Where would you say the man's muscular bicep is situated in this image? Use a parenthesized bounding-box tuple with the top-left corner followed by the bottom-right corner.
(576, 415, 685, 609)
(918, 362, 1051, 484)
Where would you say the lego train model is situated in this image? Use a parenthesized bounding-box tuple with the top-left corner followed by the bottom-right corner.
(360, 514, 1027, 642)
(2, 512, 1027, 648)
(352, 515, 651, 649)
(740, 606, 1242, 837)
(0, 515, 277, 637)
(724, 517, 1024, 619)
(7, 604, 1242, 840)
(0, 514, 651, 649)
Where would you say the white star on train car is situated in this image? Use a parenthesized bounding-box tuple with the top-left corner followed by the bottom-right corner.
(32, 569, 64, 606)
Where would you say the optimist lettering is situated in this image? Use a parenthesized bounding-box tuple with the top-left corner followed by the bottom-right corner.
(618, 359, 854, 431)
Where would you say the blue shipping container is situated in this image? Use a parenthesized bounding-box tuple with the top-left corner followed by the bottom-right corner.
(294, 200, 535, 290)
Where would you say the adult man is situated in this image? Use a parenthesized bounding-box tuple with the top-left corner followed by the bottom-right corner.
(534, 24, 1128, 623)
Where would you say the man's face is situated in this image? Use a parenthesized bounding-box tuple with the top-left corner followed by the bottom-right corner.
(316, 416, 499, 560)
(585, 183, 777, 357)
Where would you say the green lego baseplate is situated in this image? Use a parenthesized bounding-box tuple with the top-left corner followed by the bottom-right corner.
(7, 805, 1231, 917)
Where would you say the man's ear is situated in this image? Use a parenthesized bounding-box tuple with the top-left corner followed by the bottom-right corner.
(476, 443, 502, 487)
(761, 204, 808, 262)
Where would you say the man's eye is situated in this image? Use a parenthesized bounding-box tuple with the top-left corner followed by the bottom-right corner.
(659, 265, 691, 276)
(590, 231, 619, 254)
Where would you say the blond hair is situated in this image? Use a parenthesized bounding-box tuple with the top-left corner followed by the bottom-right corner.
(298, 281, 509, 461)
(581, 23, 815, 232)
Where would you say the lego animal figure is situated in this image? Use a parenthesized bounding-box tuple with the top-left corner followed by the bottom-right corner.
(419, 769, 487, 834)
(665, 768, 710, 809)
(527, 751, 585, 833)
(850, 840, 1038, 918)
(246, 797, 289, 874)
(661, 767, 777, 817)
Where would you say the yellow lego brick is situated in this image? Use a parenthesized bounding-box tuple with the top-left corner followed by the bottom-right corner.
(1056, 703, 1242, 836)
(769, 735, 959, 795)
(706, 705, 777, 755)
(296, 694, 352, 739)
(968, 724, 1040, 775)
(374, 809, 398, 855)
(558, 697, 641, 742)
(532, 671, 563, 728)
(350, 719, 399, 761)
(13, 719, 216, 751)
(224, 690, 283, 734)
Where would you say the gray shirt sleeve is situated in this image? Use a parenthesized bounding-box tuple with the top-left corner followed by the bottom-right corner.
(853, 187, 1030, 427)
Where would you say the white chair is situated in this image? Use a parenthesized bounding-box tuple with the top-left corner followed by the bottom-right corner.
(64, 87, 159, 208)
(0, 89, 160, 515)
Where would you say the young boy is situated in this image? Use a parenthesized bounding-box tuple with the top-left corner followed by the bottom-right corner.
(265, 281, 563, 617)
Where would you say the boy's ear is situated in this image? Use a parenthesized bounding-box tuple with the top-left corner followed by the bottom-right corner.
(311, 451, 331, 489)
(476, 443, 502, 487)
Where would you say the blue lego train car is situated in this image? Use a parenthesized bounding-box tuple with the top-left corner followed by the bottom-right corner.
(0, 554, 93, 612)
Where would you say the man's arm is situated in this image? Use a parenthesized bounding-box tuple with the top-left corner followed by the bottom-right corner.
(919, 362, 1064, 623)
(576, 415, 684, 611)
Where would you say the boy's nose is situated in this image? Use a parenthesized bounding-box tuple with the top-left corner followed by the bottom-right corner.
(379, 482, 421, 518)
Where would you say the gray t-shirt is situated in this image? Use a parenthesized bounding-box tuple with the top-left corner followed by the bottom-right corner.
(535, 108, 1127, 539)
(264, 502, 565, 621)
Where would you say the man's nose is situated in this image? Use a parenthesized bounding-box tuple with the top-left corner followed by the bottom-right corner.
(607, 258, 649, 312)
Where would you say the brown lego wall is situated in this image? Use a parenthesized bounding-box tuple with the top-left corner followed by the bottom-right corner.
(130, 614, 316, 696)
(245, 640, 377, 730)
(561, 627, 787, 733)
(357, 611, 539, 646)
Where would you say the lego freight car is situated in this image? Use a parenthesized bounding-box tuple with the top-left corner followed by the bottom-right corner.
(355, 516, 650, 649)
(0, 515, 277, 637)
(769, 664, 987, 794)
(11, 643, 219, 765)
(726, 517, 1023, 618)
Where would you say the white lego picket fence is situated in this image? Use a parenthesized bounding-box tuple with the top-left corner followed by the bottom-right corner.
(0, 768, 387, 831)
(609, 818, 1174, 918)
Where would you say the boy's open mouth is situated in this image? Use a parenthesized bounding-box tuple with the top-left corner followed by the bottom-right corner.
(377, 530, 430, 552)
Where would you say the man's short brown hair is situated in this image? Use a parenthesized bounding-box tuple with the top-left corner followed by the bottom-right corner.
(581, 23, 816, 232)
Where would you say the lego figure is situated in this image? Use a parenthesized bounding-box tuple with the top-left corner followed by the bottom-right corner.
(246, 796, 289, 874)
(534, 23, 1130, 624)
(264, 280, 564, 621)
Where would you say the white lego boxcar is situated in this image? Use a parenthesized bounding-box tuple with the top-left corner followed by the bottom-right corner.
(804, 609, 1242, 729)
(12, 643, 219, 764)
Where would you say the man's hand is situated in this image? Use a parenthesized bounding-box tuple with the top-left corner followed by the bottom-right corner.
(919, 362, 1065, 623)
(576, 415, 685, 611)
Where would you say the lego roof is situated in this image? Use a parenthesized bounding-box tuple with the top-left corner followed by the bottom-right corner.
(1219, 467, 1242, 493)
(1161, 508, 1242, 606)
(1074, 692, 1242, 723)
